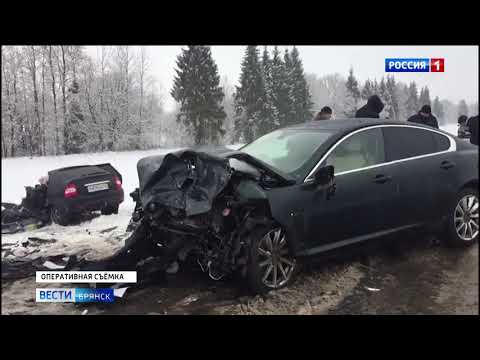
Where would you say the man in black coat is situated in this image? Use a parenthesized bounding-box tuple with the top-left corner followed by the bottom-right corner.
(355, 95, 384, 119)
(468, 115, 478, 145)
(407, 105, 439, 128)
(313, 106, 333, 121)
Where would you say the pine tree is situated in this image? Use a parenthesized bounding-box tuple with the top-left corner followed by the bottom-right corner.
(457, 99, 469, 117)
(283, 48, 295, 125)
(233, 46, 268, 143)
(269, 46, 290, 128)
(171, 46, 226, 145)
(419, 86, 431, 107)
(378, 77, 392, 118)
(405, 81, 419, 117)
(288, 46, 313, 124)
(361, 79, 375, 100)
(432, 96, 445, 124)
(386, 75, 399, 120)
(344, 67, 361, 117)
(65, 79, 87, 154)
(260, 46, 277, 133)
(373, 79, 379, 94)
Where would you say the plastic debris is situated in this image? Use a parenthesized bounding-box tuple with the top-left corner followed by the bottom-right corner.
(43, 261, 66, 270)
(365, 286, 381, 292)
(113, 287, 129, 298)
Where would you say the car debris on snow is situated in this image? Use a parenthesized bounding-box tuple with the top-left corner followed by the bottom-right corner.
(364, 286, 381, 292)
(42, 260, 66, 270)
(100, 226, 118, 234)
(113, 287, 129, 298)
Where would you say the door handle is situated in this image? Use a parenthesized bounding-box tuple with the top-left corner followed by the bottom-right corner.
(440, 160, 455, 170)
(373, 174, 392, 184)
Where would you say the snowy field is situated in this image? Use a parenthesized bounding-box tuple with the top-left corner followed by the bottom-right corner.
(0, 124, 458, 259)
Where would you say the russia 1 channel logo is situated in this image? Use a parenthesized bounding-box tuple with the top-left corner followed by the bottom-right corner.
(385, 58, 444, 72)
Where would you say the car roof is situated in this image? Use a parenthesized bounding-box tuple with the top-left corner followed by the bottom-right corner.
(284, 118, 438, 133)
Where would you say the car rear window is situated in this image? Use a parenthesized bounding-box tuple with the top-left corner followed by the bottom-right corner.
(382, 127, 438, 162)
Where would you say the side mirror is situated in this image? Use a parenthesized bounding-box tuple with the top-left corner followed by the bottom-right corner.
(314, 165, 335, 186)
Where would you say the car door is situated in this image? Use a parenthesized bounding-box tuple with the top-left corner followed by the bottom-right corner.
(426, 130, 457, 219)
(380, 126, 453, 228)
(305, 127, 398, 247)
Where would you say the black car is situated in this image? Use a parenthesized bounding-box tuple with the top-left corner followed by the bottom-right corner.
(47, 163, 124, 225)
(93, 119, 478, 294)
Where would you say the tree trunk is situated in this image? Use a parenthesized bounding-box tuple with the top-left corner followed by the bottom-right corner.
(30, 46, 42, 156)
(20, 67, 32, 156)
(60, 46, 67, 154)
(41, 47, 46, 156)
(11, 52, 19, 157)
(48, 46, 59, 155)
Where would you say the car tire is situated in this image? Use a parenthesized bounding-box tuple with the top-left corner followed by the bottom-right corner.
(246, 225, 299, 295)
(101, 205, 119, 215)
(444, 187, 478, 247)
(50, 206, 71, 226)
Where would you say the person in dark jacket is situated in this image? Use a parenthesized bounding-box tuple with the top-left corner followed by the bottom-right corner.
(468, 115, 478, 145)
(355, 95, 384, 119)
(458, 115, 468, 125)
(313, 106, 333, 121)
(407, 105, 439, 128)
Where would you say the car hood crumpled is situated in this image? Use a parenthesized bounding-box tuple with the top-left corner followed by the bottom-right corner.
(137, 150, 232, 217)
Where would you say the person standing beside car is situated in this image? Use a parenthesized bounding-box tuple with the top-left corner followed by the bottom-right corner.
(407, 105, 439, 129)
(468, 115, 478, 145)
(313, 106, 333, 121)
(355, 95, 384, 119)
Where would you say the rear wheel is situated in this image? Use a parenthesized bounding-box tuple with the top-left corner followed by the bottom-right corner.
(101, 204, 119, 215)
(445, 188, 478, 247)
(50, 206, 71, 226)
(246, 226, 298, 294)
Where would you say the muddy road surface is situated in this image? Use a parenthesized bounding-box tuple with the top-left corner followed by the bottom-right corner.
(2, 232, 478, 315)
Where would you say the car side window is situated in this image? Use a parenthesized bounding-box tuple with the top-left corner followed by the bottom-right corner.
(325, 128, 385, 174)
(382, 127, 438, 162)
(432, 132, 451, 152)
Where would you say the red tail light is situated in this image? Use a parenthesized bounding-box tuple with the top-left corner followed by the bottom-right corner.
(114, 176, 122, 191)
(64, 183, 78, 198)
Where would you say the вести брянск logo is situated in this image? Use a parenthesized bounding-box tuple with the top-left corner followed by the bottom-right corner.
(385, 58, 444, 72)
(35, 288, 115, 303)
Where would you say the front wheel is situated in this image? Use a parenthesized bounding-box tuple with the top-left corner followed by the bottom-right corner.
(246, 226, 298, 294)
(445, 188, 478, 247)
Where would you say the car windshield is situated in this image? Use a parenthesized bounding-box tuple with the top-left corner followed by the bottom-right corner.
(241, 129, 334, 174)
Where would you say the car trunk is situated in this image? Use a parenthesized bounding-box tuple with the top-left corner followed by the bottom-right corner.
(47, 165, 122, 208)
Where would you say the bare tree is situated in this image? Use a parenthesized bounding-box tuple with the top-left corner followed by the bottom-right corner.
(59, 45, 68, 153)
(48, 46, 59, 154)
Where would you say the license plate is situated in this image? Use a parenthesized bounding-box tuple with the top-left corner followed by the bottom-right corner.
(87, 183, 109, 193)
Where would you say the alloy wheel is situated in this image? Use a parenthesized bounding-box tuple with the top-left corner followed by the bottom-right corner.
(454, 194, 479, 241)
(257, 228, 296, 289)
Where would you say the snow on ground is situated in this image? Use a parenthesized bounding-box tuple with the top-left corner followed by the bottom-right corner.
(441, 123, 458, 136)
(1, 144, 243, 259)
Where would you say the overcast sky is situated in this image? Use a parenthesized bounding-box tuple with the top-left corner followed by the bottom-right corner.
(85, 46, 478, 112)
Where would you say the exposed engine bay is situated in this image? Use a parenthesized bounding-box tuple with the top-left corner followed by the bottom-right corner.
(84, 149, 293, 283)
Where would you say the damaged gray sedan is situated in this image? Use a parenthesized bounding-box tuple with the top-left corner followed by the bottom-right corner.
(91, 119, 478, 294)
